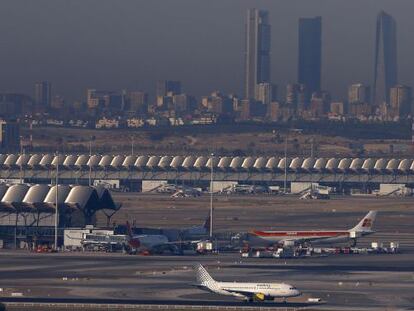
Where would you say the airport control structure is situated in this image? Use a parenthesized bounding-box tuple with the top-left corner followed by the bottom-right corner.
(1, 153, 414, 191)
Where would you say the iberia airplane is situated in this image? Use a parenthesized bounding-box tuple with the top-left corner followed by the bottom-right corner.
(248, 211, 377, 247)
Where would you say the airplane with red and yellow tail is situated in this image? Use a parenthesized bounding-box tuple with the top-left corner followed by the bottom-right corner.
(248, 211, 377, 247)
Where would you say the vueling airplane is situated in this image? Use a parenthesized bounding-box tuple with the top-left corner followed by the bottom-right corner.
(248, 211, 377, 247)
(194, 264, 301, 302)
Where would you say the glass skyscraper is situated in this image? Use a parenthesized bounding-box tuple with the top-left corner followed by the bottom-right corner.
(244, 9, 271, 100)
(298, 16, 322, 99)
(373, 11, 397, 107)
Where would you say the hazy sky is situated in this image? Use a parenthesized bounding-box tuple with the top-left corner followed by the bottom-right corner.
(1, 0, 413, 102)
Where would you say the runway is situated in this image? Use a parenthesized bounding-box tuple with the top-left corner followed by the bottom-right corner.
(0, 251, 413, 310)
(0, 297, 315, 310)
(1, 194, 414, 310)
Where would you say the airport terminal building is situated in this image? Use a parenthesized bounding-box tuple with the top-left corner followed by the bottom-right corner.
(0, 153, 414, 192)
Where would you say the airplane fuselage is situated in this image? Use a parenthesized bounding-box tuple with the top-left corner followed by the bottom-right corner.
(248, 230, 371, 247)
(217, 282, 300, 298)
(128, 234, 169, 250)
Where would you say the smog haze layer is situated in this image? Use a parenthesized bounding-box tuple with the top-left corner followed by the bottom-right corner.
(1, 0, 413, 102)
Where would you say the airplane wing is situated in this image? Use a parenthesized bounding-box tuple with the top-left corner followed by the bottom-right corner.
(222, 288, 256, 299)
(192, 281, 251, 299)
(65, 234, 82, 240)
(152, 240, 201, 247)
(280, 233, 346, 246)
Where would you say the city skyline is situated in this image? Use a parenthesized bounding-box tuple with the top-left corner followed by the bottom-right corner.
(0, 1, 413, 103)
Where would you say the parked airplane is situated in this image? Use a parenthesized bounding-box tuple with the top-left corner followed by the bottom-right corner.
(194, 264, 301, 302)
(125, 217, 210, 254)
(125, 221, 178, 254)
(248, 211, 377, 247)
(127, 215, 210, 241)
(180, 215, 210, 238)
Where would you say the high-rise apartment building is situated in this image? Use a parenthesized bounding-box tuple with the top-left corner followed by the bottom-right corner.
(34, 81, 51, 108)
(156, 80, 182, 107)
(373, 11, 397, 107)
(128, 91, 148, 114)
(348, 84, 371, 104)
(244, 8, 271, 100)
(172, 94, 196, 113)
(202, 92, 233, 115)
(390, 85, 412, 118)
(255, 83, 277, 106)
(298, 17, 322, 97)
(87, 89, 100, 109)
(286, 83, 300, 106)
(87, 89, 123, 112)
(286, 83, 308, 112)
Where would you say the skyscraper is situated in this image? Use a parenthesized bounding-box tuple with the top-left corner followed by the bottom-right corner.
(244, 8, 271, 100)
(373, 11, 397, 107)
(298, 17, 322, 98)
(34, 81, 51, 108)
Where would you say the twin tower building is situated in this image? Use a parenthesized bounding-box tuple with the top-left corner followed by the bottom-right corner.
(244, 9, 398, 109)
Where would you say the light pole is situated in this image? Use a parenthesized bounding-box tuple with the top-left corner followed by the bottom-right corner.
(88, 139, 92, 186)
(54, 151, 59, 250)
(131, 136, 134, 156)
(209, 153, 214, 240)
(311, 137, 314, 158)
(284, 135, 288, 193)
(19, 137, 24, 184)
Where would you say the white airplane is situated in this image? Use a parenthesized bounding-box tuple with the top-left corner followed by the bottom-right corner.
(125, 219, 209, 255)
(194, 264, 301, 303)
(128, 215, 210, 240)
(125, 221, 175, 254)
(248, 211, 377, 247)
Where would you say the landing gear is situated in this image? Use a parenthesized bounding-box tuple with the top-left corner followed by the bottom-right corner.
(351, 239, 357, 247)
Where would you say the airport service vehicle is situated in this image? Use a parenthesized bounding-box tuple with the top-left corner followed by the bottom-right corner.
(194, 264, 301, 302)
(81, 233, 127, 252)
(248, 211, 377, 247)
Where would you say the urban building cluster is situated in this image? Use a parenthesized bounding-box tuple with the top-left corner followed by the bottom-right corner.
(0, 10, 411, 129)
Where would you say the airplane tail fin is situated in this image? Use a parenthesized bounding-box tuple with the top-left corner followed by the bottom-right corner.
(349, 211, 378, 233)
(195, 264, 216, 286)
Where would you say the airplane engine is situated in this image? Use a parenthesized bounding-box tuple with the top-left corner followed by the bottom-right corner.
(253, 293, 265, 301)
(279, 240, 296, 248)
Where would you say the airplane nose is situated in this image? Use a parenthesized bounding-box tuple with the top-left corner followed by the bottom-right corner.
(293, 289, 301, 297)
